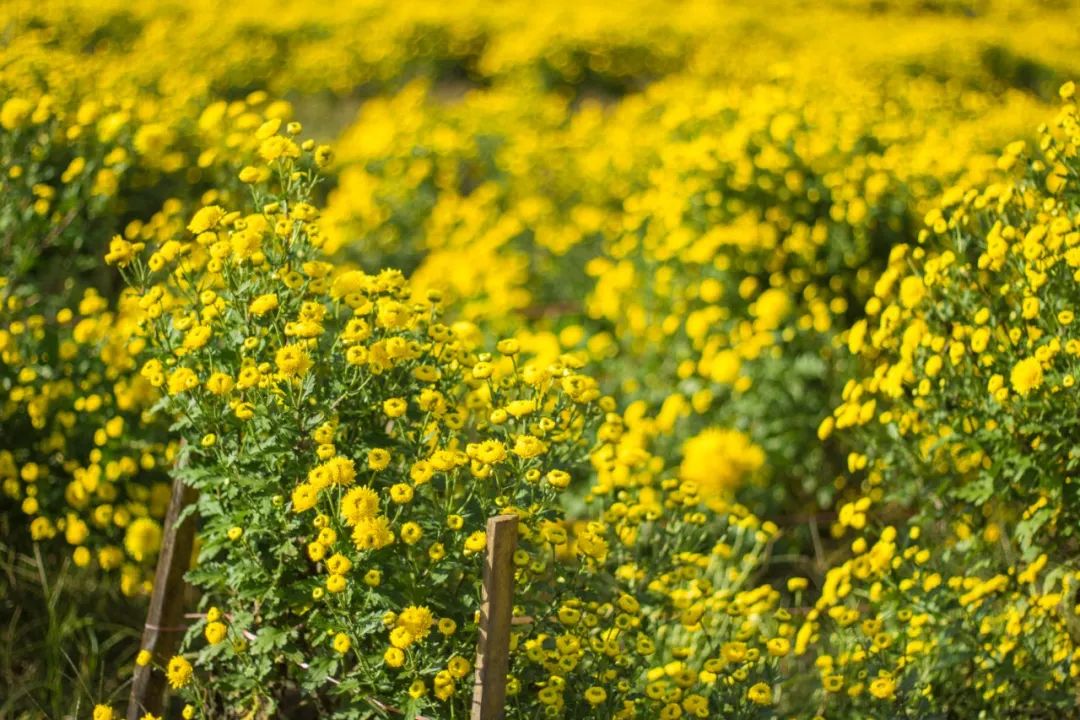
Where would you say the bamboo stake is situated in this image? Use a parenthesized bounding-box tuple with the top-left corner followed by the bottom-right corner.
(127, 470, 198, 720)
(471, 514, 519, 720)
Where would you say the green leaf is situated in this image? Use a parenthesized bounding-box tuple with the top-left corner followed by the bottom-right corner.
(1015, 506, 1052, 559)
(250, 626, 290, 655)
(951, 475, 994, 505)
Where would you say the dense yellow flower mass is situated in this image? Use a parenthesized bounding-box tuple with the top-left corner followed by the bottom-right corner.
(679, 428, 764, 504)
(5, 0, 1080, 717)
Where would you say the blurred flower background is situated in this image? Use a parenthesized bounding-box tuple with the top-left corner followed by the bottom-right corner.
(4, 0, 1080, 717)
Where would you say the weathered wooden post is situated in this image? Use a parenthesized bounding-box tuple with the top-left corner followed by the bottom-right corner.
(471, 514, 519, 720)
(127, 471, 198, 720)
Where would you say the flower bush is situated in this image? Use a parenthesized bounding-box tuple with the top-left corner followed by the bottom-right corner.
(830, 85, 1080, 561)
(0, 81, 304, 594)
(319, 72, 1056, 531)
(110, 123, 795, 718)
(806, 85, 1080, 716)
(0, 285, 173, 593)
(801, 523, 1080, 717)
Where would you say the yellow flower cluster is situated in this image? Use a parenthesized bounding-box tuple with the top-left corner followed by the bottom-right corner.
(814, 84, 1080, 715)
(91, 108, 798, 716)
(830, 86, 1080, 553)
(318, 49, 1055, 533)
(800, 520, 1080, 715)
(110, 126, 652, 715)
(1, 285, 174, 593)
(486, 397, 790, 717)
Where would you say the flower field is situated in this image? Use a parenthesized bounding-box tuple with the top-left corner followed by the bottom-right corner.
(4, 0, 1080, 717)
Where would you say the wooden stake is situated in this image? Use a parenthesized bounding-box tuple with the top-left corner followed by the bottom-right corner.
(128, 470, 198, 720)
(471, 514, 519, 720)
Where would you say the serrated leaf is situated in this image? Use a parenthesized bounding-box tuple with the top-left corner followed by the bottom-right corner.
(250, 626, 290, 654)
(1015, 507, 1051, 559)
(951, 475, 994, 505)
